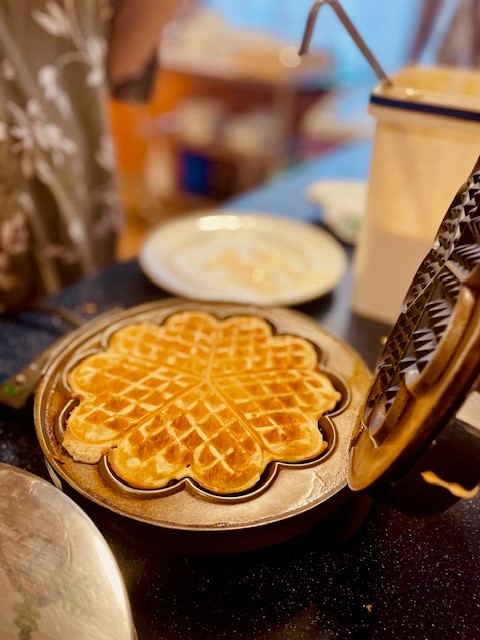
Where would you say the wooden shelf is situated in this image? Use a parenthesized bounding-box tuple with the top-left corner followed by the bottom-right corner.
(160, 47, 332, 88)
(143, 45, 332, 199)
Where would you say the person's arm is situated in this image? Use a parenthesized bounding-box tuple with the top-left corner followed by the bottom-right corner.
(106, 0, 180, 97)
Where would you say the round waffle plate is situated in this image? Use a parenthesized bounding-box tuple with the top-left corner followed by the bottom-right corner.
(34, 299, 371, 552)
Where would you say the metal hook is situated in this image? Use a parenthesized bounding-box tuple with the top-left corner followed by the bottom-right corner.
(298, 0, 393, 87)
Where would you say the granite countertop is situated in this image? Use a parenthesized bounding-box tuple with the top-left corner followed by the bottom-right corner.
(1, 142, 479, 640)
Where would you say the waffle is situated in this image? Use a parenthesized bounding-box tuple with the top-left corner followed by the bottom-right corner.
(63, 311, 341, 494)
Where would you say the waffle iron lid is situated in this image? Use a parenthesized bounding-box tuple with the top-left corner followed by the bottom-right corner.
(348, 157, 480, 516)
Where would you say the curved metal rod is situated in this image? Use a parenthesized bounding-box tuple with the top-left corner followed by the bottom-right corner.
(298, 0, 393, 86)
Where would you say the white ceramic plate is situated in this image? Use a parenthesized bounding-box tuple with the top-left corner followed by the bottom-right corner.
(139, 211, 348, 306)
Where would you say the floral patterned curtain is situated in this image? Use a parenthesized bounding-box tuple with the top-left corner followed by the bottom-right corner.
(0, 0, 122, 312)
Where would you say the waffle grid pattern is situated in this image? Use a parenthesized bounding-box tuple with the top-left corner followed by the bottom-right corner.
(63, 312, 340, 495)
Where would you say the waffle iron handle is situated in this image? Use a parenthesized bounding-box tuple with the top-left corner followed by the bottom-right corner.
(0, 305, 124, 411)
(0, 343, 61, 411)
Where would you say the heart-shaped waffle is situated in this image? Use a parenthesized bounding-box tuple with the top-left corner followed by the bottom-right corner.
(63, 311, 340, 494)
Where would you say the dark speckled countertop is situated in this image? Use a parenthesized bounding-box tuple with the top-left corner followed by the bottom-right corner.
(1, 142, 479, 640)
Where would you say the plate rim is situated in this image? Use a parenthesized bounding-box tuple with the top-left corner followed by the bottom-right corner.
(138, 210, 348, 306)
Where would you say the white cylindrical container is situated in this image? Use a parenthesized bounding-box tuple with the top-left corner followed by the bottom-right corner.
(352, 65, 480, 324)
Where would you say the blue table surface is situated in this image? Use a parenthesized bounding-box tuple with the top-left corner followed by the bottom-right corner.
(226, 140, 371, 219)
(1, 140, 479, 640)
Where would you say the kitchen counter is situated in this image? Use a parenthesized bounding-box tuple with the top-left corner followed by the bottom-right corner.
(1, 140, 479, 640)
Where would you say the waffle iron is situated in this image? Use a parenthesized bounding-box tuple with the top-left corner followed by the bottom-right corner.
(33, 160, 480, 554)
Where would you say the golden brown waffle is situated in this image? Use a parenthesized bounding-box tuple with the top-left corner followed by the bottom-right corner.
(63, 311, 341, 494)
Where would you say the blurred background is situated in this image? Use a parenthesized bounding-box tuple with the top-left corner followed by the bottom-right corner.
(112, 0, 478, 259)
